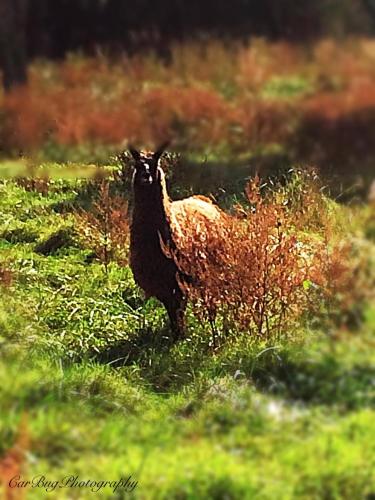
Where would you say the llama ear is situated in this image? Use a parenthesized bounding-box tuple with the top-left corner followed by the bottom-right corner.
(153, 141, 170, 163)
(129, 146, 141, 161)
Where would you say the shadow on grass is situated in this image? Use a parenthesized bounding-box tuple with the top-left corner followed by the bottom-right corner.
(96, 327, 177, 366)
(94, 325, 375, 409)
(93, 325, 213, 392)
(249, 347, 375, 410)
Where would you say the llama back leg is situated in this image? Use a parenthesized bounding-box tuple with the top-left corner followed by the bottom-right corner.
(164, 293, 186, 341)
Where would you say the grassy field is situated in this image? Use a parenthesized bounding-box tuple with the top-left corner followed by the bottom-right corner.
(0, 164, 375, 499)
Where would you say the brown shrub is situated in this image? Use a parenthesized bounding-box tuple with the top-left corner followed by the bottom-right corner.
(87, 96, 143, 145)
(167, 172, 363, 343)
(170, 175, 318, 341)
(74, 180, 129, 272)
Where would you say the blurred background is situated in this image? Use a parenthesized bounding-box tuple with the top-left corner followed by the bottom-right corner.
(1, 0, 375, 197)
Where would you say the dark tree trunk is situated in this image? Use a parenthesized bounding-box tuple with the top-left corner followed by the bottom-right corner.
(0, 0, 28, 91)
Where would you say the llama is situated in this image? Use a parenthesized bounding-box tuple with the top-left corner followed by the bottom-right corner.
(123, 143, 226, 340)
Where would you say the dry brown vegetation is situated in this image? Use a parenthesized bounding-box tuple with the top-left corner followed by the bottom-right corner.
(169, 174, 315, 341)
(1, 38, 375, 170)
(159, 169, 371, 342)
(74, 180, 129, 272)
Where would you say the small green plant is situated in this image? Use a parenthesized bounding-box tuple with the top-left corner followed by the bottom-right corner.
(261, 75, 314, 100)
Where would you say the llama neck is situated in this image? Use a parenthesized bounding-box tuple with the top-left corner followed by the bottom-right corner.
(132, 182, 171, 237)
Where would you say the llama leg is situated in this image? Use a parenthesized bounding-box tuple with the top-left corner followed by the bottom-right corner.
(175, 298, 187, 338)
(165, 294, 186, 341)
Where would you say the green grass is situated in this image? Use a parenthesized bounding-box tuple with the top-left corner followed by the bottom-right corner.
(1, 175, 375, 499)
(261, 75, 315, 100)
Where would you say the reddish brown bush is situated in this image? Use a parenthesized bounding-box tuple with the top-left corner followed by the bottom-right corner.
(74, 181, 129, 272)
(169, 176, 314, 341)
(167, 172, 364, 343)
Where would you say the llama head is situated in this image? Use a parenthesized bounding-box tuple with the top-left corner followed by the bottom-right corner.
(129, 142, 169, 189)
